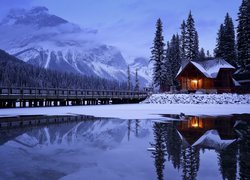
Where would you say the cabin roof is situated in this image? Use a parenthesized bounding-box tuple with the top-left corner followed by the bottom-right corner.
(176, 59, 235, 79)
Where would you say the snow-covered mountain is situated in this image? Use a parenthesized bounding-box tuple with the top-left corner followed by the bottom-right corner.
(0, 7, 152, 86)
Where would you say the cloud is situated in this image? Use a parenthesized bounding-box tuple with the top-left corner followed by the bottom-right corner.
(0, 0, 33, 18)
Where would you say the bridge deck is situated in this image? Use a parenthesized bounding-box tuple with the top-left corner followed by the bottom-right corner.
(0, 87, 148, 108)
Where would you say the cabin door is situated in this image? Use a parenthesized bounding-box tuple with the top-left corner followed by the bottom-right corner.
(189, 79, 198, 90)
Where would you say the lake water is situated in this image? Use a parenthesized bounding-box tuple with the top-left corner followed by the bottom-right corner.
(0, 114, 249, 180)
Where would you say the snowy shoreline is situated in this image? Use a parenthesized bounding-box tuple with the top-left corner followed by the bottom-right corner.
(142, 93, 250, 104)
(0, 104, 249, 120)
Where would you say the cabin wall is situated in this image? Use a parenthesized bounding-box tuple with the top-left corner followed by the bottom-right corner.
(178, 64, 209, 91)
(177, 64, 235, 93)
(215, 69, 234, 88)
(179, 77, 214, 90)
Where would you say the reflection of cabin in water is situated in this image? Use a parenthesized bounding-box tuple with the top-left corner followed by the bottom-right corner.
(176, 116, 236, 146)
(176, 59, 236, 93)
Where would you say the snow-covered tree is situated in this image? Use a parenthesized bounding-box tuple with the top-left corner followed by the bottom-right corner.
(215, 13, 237, 66)
(214, 24, 225, 58)
(134, 69, 139, 91)
(180, 20, 188, 63)
(223, 13, 237, 66)
(194, 31, 199, 60)
(151, 18, 166, 92)
(127, 65, 131, 91)
(163, 41, 174, 87)
(237, 0, 250, 70)
(166, 34, 181, 86)
(198, 48, 206, 60)
(186, 11, 199, 61)
(207, 50, 211, 58)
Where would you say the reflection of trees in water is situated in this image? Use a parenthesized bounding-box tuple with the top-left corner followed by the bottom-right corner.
(151, 122, 200, 180)
(127, 119, 141, 141)
(235, 121, 250, 180)
(217, 143, 237, 180)
(127, 120, 131, 141)
(151, 122, 166, 180)
(164, 122, 182, 170)
(181, 147, 200, 180)
(135, 119, 140, 137)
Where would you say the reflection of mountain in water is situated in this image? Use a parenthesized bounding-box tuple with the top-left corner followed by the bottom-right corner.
(149, 115, 250, 180)
(0, 117, 152, 152)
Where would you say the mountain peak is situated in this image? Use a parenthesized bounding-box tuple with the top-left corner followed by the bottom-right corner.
(130, 57, 149, 67)
(29, 6, 49, 15)
(1, 6, 67, 27)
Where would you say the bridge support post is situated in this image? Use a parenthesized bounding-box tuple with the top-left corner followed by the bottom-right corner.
(13, 101, 16, 108)
(60, 100, 66, 106)
(20, 100, 26, 107)
(34, 100, 38, 107)
(45, 100, 48, 107)
(39, 100, 43, 107)
(29, 100, 33, 107)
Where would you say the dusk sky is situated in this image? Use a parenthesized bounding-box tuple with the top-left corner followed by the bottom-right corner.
(0, 0, 241, 60)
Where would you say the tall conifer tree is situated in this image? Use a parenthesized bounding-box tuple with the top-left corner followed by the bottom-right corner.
(180, 20, 187, 63)
(151, 18, 166, 91)
(186, 11, 198, 61)
(199, 48, 206, 60)
(237, 0, 250, 70)
(134, 69, 139, 91)
(215, 13, 237, 66)
(127, 65, 131, 91)
(214, 24, 225, 58)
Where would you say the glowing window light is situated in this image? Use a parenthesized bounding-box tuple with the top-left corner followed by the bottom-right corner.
(192, 79, 198, 84)
(191, 122, 199, 128)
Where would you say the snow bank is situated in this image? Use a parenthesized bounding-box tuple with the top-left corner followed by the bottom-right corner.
(142, 93, 250, 104)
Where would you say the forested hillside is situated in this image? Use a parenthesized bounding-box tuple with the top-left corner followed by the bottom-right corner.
(0, 49, 126, 90)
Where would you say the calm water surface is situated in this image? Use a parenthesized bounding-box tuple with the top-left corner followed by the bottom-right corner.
(0, 114, 249, 180)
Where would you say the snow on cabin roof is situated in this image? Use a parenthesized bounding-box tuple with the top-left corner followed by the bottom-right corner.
(176, 59, 235, 78)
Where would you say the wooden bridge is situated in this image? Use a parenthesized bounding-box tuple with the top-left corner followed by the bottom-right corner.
(0, 87, 148, 108)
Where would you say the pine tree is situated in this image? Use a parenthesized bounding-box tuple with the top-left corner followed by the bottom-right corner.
(237, 0, 250, 70)
(180, 20, 188, 63)
(127, 65, 131, 91)
(134, 69, 139, 91)
(186, 11, 198, 61)
(207, 50, 211, 58)
(223, 13, 237, 66)
(198, 48, 206, 60)
(215, 13, 237, 66)
(151, 18, 166, 92)
(214, 24, 225, 58)
(194, 31, 199, 60)
(166, 34, 181, 86)
(163, 41, 173, 88)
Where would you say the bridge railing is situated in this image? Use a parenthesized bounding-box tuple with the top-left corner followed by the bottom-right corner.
(0, 87, 148, 99)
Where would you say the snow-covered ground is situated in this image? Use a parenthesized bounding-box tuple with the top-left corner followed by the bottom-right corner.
(142, 93, 250, 104)
(0, 103, 249, 120)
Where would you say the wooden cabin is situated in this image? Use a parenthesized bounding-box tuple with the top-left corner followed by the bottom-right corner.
(176, 59, 236, 93)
